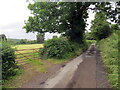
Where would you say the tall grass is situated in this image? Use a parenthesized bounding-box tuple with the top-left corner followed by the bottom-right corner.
(97, 31, 119, 89)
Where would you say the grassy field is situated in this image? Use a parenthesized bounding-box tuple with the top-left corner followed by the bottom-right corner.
(12, 44, 44, 54)
(97, 31, 119, 89)
(12, 44, 44, 50)
(13, 44, 44, 67)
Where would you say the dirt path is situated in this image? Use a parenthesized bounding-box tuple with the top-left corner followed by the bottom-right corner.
(21, 44, 111, 88)
(21, 62, 68, 88)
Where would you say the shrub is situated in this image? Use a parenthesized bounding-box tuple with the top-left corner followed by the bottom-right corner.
(92, 23, 112, 41)
(0, 42, 16, 80)
(40, 38, 81, 59)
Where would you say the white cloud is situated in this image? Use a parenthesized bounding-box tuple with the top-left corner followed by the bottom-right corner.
(0, 0, 37, 40)
(45, 32, 60, 40)
(86, 5, 95, 32)
(0, 0, 30, 26)
(0, 1, 95, 40)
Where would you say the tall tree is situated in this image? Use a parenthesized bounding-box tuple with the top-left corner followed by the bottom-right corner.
(90, 12, 112, 40)
(95, 2, 120, 24)
(23, 2, 119, 43)
(23, 2, 93, 44)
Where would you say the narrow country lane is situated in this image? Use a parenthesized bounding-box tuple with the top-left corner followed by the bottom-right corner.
(42, 44, 111, 88)
(22, 44, 111, 88)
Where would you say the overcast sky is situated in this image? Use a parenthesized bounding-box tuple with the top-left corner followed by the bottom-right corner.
(0, 0, 95, 40)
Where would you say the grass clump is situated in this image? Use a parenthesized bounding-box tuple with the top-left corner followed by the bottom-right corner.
(97, 31, 119, 89)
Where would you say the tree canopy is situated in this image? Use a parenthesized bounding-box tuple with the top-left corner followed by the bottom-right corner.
(23, 2, 119, 43)
(90, 12, 112, 40)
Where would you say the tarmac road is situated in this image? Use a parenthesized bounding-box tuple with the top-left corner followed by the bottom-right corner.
(42, 44, 111, 88)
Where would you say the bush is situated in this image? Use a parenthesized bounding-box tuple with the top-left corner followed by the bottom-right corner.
(92, 23, 112, 41)
(40, 38, 81, 59)
(0, 42, 16, 80)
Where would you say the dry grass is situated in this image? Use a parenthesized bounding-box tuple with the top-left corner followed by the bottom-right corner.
(12, 44, 43, 50)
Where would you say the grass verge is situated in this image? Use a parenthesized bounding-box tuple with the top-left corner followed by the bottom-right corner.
(97, 31, 119, 89)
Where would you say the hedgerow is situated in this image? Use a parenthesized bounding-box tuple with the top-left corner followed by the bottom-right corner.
(1, 42, 17, 80)
(97, 31, 119, 89)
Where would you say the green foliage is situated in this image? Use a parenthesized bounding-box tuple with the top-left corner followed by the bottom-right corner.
(7, 38, 38, 45)
(1, 42, 17, 80)
(111, 24, 120, 33)
(95, 2, 120, 24)
(23, 2, 93, 43)
(19, 39, 27, 44)
(36, 33, 44, 44)
(86, 40, 96, 46)
(13, 39, 37, 45)
(91, 12, 112, 41)
(52, 36, 58, 39)
(85, 32, 95, 40)
(27, 40, 37, 44)
(40, 38, 84, 59)
(93, 23, 112, 40)
(97, 31, 119, 89)
(23, 2, 119, 43)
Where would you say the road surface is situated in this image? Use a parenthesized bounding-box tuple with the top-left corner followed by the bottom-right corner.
(42, 44, 111, 88)
(23, 44, 111, 88)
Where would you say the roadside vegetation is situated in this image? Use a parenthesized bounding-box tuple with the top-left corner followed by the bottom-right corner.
(3, 36, 89, 88)
(97, 31, 119, 89)
(40, 37, 88, 59)
(1, 42, 20, 83)
(2, 1, 119, 89)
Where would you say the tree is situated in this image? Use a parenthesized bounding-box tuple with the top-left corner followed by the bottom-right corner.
(95, 2, 120, 24)
(23, 2, 119, 43)
(90, 12, 112, 41)
(36, 33, 44, 43)
(111, 24, 120, 32)
(85, 32, 95, 40)
(23, 2, 93, 44)
(19, 39, 27, 44)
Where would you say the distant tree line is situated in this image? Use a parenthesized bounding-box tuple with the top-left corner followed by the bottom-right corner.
(6, 33, 45, 45)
